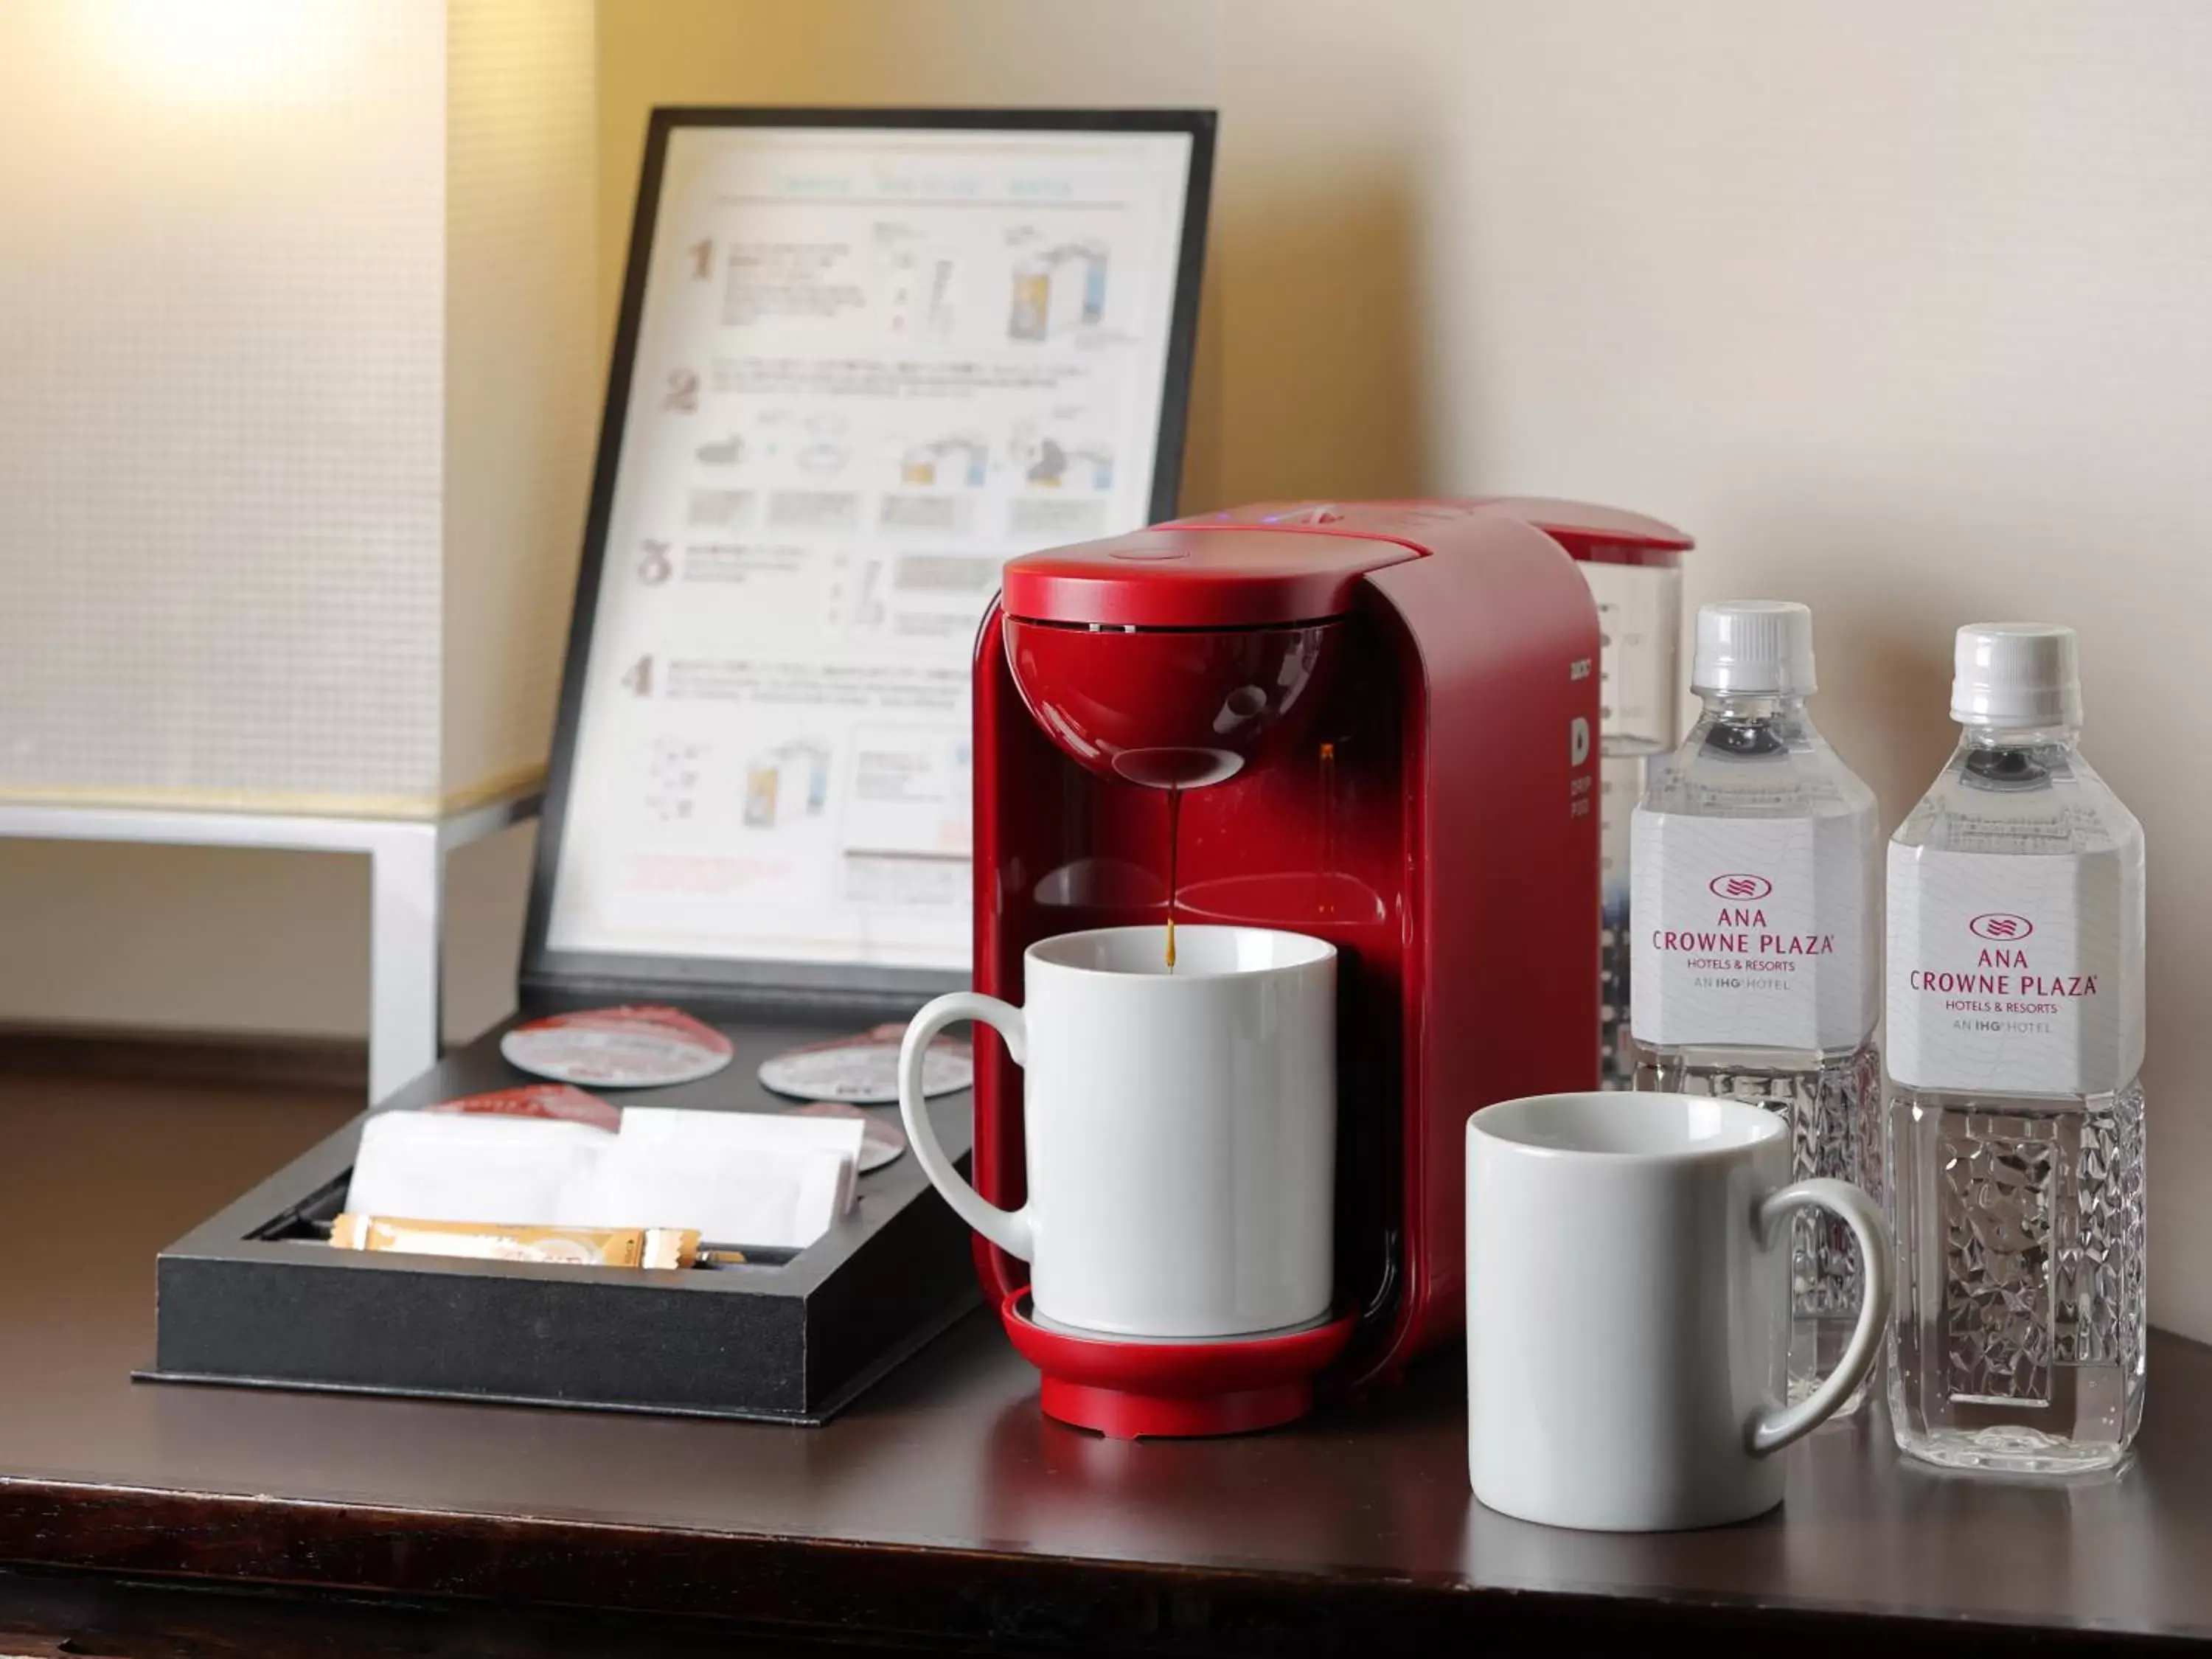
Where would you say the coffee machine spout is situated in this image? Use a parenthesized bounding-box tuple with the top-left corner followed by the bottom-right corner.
(1000, 617, 1341, 790)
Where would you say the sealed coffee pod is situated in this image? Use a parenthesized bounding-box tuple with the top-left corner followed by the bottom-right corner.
(758, 1021, 971, 1105)
(423, 1082, 622, 1132)
(784, 1099, 907, 1172)
(501, 1006, 733, 1088)
(330, 1214, 700, 1270)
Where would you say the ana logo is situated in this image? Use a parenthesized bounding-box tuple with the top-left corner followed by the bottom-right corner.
(1970, 913, 2034, 942)
(1708, 874, 1773, 901)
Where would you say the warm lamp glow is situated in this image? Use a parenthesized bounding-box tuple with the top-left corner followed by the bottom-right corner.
(110, 0, 341, 102)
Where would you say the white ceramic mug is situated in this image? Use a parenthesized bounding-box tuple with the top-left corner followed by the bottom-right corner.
(899, 925, 1335, 1340)
(1466, 1092, 1890, 1531)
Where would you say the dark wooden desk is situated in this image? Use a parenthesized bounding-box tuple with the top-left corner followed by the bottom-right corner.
(0, 1072, 2203, 1656)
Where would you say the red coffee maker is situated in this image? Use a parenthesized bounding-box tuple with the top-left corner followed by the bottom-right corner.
(972, 498, 1694, 1437)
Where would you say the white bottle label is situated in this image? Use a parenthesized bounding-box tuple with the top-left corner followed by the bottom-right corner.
(1885, 846, 2144, 1094)
(1630, 809, 1877, 1051)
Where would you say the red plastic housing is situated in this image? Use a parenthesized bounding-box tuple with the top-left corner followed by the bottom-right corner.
(971, 497, 1693, 1433)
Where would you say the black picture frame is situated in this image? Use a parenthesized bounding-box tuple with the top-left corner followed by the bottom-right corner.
(519, 106, 1216, 1014)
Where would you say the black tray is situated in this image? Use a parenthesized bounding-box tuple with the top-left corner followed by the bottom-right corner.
(146, 1006, 981, 1424)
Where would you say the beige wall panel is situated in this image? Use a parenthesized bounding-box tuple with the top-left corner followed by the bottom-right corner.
(0, 1, 583, 1046)
(0, 0, 448, 810)
(443, 0, 599, 801)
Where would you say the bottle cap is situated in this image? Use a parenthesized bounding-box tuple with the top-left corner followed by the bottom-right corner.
(1691, 600, 1815, 696)
(1950, 622, 2081, 728)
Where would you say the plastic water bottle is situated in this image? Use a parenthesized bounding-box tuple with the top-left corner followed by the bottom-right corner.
(1885, 623, 2146, 1472)
(1631, 602, 1881, 1409)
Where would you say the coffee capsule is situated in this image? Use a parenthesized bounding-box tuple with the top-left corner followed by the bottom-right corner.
(501, 1006, 734, 1088)
(783, 1099, 906, 1172)
(757, 1021, 972, 1105)
(423, 1082, 622, 1132)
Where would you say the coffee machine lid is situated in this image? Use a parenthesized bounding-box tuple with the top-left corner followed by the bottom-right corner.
(1459, 495, 1693, 566)
(1001, 498, 1694, 628)
(1001, 524, 1422, 628)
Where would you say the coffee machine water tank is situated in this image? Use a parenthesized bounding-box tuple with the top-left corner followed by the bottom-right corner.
(1557, 529, 1690, 1084)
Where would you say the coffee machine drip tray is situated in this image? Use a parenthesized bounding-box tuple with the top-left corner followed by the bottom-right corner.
(998, 1290, 1358, 1439)
(1026, 1307, 1339, 1343)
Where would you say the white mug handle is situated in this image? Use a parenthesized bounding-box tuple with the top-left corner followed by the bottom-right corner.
(899, 992, 1034, 1262)
(1747, 1177, 1892, 1455)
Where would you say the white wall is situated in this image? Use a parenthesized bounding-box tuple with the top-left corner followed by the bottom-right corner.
(600, 0, 2212, 1344)
(1419, 0, 2212, 1340)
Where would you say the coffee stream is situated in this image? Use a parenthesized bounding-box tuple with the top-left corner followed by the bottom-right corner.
(1164, 784, 1180, 971)
(1164, 741, 1332, 967)
(1318, 740, 1335, 917)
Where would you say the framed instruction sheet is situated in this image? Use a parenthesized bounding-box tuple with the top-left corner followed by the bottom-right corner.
(527, 108, 1213, 998)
